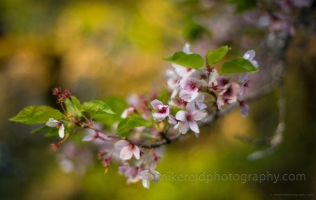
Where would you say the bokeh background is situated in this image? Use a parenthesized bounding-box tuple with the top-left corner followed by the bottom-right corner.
(1, 0, 316, 199)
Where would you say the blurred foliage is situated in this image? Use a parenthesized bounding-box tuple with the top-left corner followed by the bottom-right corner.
(1, 0, 316, 200)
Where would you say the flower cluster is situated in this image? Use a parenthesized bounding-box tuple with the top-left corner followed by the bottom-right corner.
(164, 45, 258, 138)
(10, 44, 259, 189)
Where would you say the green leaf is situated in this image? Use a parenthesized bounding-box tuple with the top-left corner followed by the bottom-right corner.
(9, 106, 63, 124)
(65, 98, 82, 118)
(117, 115, 152, 134)
(71, 96, 83, 111)
(221, 58, 259, 74)
(227, 0, 257, 14)
(83, 100, 115, 115)
(164, 51, 204, 69)
(45, 128, 59, 137)
(31, 126, 54, 135)
(207, 46, 231, 65)
(92, 97, 128, 127)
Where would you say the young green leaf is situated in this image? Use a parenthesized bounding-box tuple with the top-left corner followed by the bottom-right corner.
(9, 106, 63, 124)
(207, 46, 231, 65)
(117, 116, 152, 134)
(65, 99, 82, 117)
(92, 97, 128, 127)
(164, 51, 204, 69)
(221, 58, 259, 74)
(83, 100, 115, 115)
(71, 96, 83, 111)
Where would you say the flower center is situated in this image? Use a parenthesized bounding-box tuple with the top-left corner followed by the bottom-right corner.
(186, 114, 193, 121)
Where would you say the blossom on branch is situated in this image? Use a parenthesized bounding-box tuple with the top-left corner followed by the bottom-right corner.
(140, 169, 161, 189)
(151, 99, 170, 121)
(46, 118, 65, 138)
(115, 140, 140, 160)
(175, 102, 207, 135)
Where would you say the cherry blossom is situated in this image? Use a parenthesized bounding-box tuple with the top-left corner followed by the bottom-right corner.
(46, 118, 65, 138)
(151, 99, 170, 121)
(139, 169, 161, 189)
(243, 50, 258, 68)
(239, 100, 249, 117)
(121, 107, 135, 118)
(239, 73, 250, 96)
(115, 140, 140, 160)
(119, 164, 142, 184)
(168, 97, 187, 108)
(179, 78, 204, 102)
(166, 69, 181, 98)
(175, 102, 207, 134)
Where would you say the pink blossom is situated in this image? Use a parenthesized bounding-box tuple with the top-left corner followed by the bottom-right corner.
(175, 102, 207, 134)
(119, 164, 141, 184)
(217, 83, 240, 108)
(115, 140, 140, 160)
(220, 83, 240, 102)
(239, 100, 249, 117)
(168, 97, 188, 108)
(151, 99, 170, 121)
(121, 107, 135, 118)
(207, 68, 219, 92)
(193, 93, 207, 110)
(179, 78, 204, 102)
(172, 64, 195, 77)
(166, 69, 181, 98)
(239, 73, 250, 96)
(168, 115, 180, 127)
(216, 76, 229, 88)
(189, 69, 208, 84)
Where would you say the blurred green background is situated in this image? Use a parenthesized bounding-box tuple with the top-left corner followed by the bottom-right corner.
(1, 0, 316, 199)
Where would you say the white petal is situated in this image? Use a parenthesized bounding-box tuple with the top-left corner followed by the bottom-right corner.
(153, 112, 168, 121)
(186, 101, 195, 113)
(244, 50, 256, 60)
(120, 146, 133, 160)
(171, 88, 179, 99)
(121, 107, 134, 118)
(132, 146, 140, 159)
(168, 115, 178, 125)
(179, 121, 189, 134)
(115, 140, 129, 150)
(179, 89, 193, 102)
(190, 90, 199, 102)
(46, 118, 58, 127)
(196, 102, 207, 110)
(209, 71, 219, 85)
(142, 179, 150, 189)
(191, 110, 207, 121)
(82, 135, 94, 141)
(217, 96, 224, 107)
(172, 64, 195, 77)
(240, 102, 249, 117)
(175, 111, 187, 121)
(58, 124, 65, 138)
(195, 93, 204, 102)
(189, 121, 199, 133)
(251, 60, 258, 68)
(151, 99, 163, 110)
(183, 43, 191, 54)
